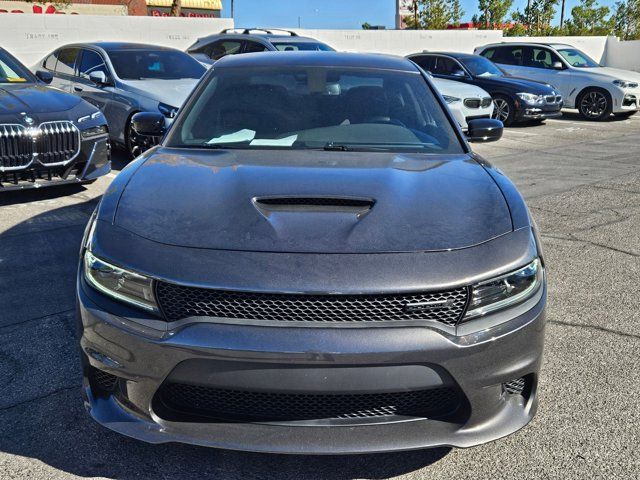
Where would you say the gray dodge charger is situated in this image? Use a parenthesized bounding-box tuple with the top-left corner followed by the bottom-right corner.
(77, 52, 547, 453)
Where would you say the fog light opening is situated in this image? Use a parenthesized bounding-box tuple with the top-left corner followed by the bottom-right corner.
(502, 374, 534, 400)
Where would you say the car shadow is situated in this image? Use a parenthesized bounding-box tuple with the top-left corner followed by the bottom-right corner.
(0, 197, 451, 479)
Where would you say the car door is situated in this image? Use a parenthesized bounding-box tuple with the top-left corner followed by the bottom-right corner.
(73, 49, 119, 127)
(521, 47, 572, 99)
(49, 47, 79, 93)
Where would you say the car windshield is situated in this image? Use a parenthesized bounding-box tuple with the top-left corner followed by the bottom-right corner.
(167, 66, 464, 154)
(271, 42, 335, 52)
(557, 48, 599, 68)
(108, 49, 206, 80)
(459, 56, 504, 78)
(0, 50, 34, 84)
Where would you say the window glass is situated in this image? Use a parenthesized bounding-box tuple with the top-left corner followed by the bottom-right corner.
(271, 42, 334, 52)
(0, 50, 33, 83)
(434, 57, 464, 76)
(44, 53, 58, 71)
(482, 48, 496, 59)
(491, 46, 523, 66)
(108, 49, 205, 80)
(410, 56, 435, 73)
(55, 48, 79, 75)
(168, 66, 464, 155)
(557, 48, 599, 68)
(243, 41, 269, 53)
(459, 56, 504, 77)
(209, 41, 243, 60)
(528, 48, 554, 69)
(78, 50, 108, 80)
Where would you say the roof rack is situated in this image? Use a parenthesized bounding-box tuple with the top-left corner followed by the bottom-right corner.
(219, 28, 298, 36)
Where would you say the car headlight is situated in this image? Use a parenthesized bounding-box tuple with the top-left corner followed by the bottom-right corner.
(83, 250, 158, 313)
(442, 95, 461, 104)
(77, 111, 104, 124)
(81, 125, 108, 139)
(158, 103, 179, 118)
(613, 79, 639, 89)
(463, 258, 543, 321)
(516, 93, 544, 105)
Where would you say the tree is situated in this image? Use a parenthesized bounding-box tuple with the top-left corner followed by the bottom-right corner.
(564, 0, 614, 35)
(404, 0, 465, 29)
(511, 0, 559, 36)
(613, 0, 640, 39)
(169, 0, 181, 16)
(362, 22, 372, 29)
(473, 0, 514, 29)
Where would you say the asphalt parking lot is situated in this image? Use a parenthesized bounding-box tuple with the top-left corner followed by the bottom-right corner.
(0, 111, 639, 479)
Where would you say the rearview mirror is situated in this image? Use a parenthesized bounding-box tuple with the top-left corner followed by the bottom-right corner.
(466, 118, 503, 143)
(552, 61, 564, 70)
(132, 112, 166, 137)
(452, 69, 466, 77)
(89, 71, 108, 86)
(35, 70, 53, 84)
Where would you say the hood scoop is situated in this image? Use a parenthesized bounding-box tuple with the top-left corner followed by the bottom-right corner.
(253, 196, 375, 215)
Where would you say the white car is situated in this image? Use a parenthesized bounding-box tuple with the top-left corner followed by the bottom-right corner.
(474, 42, 640, 121)
(430, 77, 494, 131)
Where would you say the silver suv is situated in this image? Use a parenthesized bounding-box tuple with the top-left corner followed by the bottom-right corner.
(186, 28, 334, 66)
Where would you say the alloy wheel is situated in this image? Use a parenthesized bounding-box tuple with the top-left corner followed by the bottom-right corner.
(492, 98, 510, 123)
(580, 91, 608, 119)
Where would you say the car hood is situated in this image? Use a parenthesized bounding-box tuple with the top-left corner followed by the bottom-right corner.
(432, 77, 490, 98)
(576, 67, 640, 83)
(113, 149, 512, 254)
(0, 83, 82, 114)
(118, 78, 200, 108)
(477, 75, 556, 94)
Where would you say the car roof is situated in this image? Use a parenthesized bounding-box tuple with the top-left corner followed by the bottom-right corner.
(62, 42, 181, 52)
(196, 33, 325, 43)
(213, 51, 420, 72)
(478, 42, 574, 50)
(409, 51, 480, 60)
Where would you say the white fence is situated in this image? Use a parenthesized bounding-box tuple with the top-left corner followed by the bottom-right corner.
(0, 15, 233, 66)
(0, 15, 639, 72)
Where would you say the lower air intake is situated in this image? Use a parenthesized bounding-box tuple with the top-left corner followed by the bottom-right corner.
(155, 383, 461, 423)
(503, 377, 526, 395)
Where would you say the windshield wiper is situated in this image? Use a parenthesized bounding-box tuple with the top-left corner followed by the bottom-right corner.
(323, 143, 350, 151)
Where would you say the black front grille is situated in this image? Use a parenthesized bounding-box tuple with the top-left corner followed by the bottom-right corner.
(464, 98, 481, 109)
(37, 121, 80, 165)
(156, 382, 460, 422)
(481, 97, 492, 108)
(0, 125, 33, 169)
(155, 283, 469, 326)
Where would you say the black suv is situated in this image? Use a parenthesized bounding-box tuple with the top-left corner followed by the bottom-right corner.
(408, 52, 563, 126)
(186, 28, 334, 66)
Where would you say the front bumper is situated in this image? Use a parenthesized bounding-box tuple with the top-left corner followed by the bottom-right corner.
(77, 269, 547, 454)
(0, 135, 110, 192)
(517, 102, 563, 121)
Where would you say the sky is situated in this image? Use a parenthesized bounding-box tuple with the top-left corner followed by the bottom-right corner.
(220, 0, 618, 29)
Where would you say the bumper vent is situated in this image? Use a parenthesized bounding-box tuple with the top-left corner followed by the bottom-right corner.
(156, 382, 461, 422)
(155, 283, 469, 326)
(503, 377, 526, 395)
(89, 366, 118, 393)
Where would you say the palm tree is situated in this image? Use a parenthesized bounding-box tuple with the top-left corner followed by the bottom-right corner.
(170, 0, 181, 16)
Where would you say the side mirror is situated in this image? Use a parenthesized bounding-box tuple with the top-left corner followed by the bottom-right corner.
(35, 70, 53, 84)
(467, 118, 503, 143)
(131, 112, 166, 136)
(89, 71, 108, 86)
(552, 61, 564, 70)
(452, 69, 466, 77)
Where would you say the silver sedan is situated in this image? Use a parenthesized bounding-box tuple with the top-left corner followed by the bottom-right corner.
(33, 42, 206, 158)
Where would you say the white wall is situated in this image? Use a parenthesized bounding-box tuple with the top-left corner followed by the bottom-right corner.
(294, 28, 503, 56)
(604, 37, 640, 72)
(0, 15, 233, 66)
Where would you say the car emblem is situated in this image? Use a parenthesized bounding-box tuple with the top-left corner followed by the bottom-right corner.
(21, 113, 34, 125)
(404, 298, 454, 313)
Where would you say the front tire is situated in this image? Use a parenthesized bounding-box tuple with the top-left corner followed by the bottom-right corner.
(577, 89, 612, 121)
(491, 95, 515, 127)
